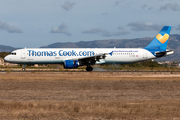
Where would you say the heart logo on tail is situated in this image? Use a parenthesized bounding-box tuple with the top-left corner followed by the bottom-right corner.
(156, 33, 169, 44)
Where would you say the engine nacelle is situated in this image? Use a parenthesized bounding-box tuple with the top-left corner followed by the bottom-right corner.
(64, 60, 79, 69)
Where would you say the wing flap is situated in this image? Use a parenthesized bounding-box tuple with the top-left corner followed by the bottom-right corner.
(67, 53, 109, 66)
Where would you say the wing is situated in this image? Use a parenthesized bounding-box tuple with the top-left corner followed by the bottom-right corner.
(78, 51, 113, 65)
(79, 53, 107, 65)
(69, 52, 112, 66)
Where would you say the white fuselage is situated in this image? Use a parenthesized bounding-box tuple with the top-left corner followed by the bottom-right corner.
(4, 48, 156, 64)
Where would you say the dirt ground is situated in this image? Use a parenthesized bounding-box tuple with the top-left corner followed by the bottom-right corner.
(0, 72, 180, 120)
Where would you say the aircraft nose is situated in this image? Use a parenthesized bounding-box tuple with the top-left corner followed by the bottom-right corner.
(4, 55, 10, 62)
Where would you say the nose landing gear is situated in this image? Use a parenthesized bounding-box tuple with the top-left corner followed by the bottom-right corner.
(22, 64, 26, 71)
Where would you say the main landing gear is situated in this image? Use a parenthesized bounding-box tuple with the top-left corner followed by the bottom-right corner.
(86, 66, 93, 72)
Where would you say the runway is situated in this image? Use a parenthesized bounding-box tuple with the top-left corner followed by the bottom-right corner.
(1, 66, 180, 73)
(1, 69, 180, 74)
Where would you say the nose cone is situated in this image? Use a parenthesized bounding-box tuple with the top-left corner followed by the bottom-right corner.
(4, 55, 10, 62)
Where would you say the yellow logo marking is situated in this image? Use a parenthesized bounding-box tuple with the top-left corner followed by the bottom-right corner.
(156, 33, 169, 44)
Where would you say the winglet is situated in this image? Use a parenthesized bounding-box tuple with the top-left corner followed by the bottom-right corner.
(109, 51, 113, 56)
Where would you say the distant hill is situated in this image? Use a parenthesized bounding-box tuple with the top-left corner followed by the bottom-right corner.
(0, 45, 16, 52)
(40, 38, 153, 48)
(40, 34, 180, 61)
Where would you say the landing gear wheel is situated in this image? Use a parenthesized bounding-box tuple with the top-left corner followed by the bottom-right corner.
(86, 66, 93, 72)
(22, 68, 26, 71)
(22, 64, 26, 72)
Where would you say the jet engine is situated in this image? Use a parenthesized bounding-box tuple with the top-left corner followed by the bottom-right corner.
(64, 60, 79, 69)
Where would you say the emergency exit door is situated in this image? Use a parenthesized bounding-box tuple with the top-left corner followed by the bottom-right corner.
(143, 50, 148, 59)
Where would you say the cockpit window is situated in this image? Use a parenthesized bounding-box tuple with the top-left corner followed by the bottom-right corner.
(11, 52, 16, 55)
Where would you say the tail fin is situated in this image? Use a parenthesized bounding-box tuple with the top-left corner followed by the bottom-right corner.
(144, 26, 171, 51)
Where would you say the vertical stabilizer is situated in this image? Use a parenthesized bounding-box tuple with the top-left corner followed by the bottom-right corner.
(144, 26, 171, 51)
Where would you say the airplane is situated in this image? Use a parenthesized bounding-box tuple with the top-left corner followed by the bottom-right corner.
(4, 26, 174, 71)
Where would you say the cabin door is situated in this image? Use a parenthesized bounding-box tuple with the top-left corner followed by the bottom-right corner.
(143, 50, 148, 59)
(21, 49, 26, 59)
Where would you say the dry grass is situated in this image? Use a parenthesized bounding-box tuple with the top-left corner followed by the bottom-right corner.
(0, 72, 180, 119)
(0, 100, 180, 120)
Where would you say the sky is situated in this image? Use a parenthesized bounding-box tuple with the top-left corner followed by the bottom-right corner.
(1, 0, 180, 48)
